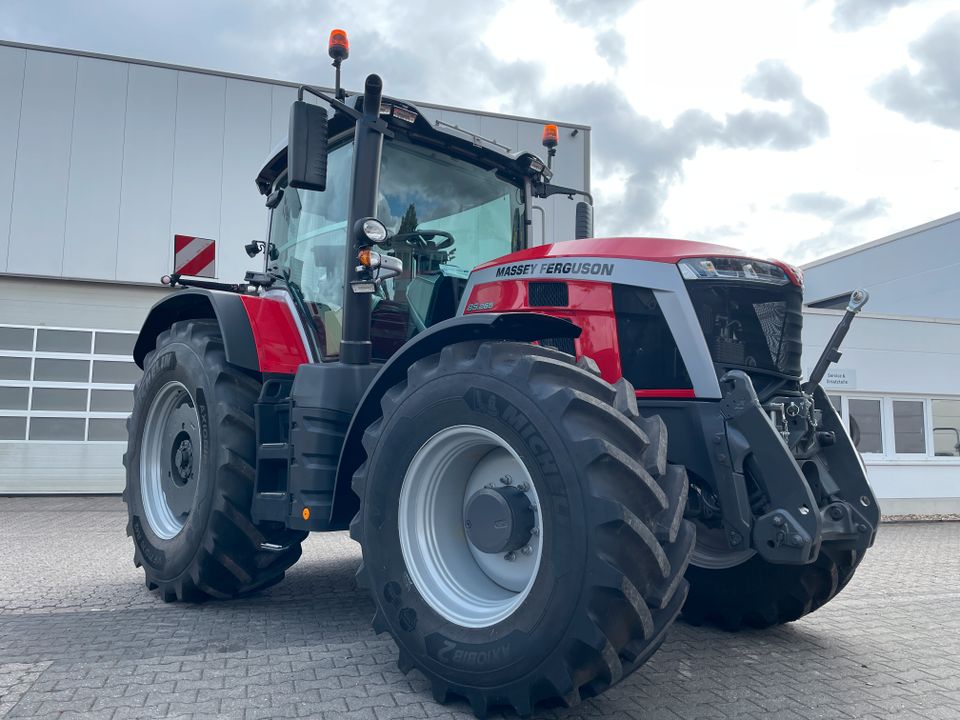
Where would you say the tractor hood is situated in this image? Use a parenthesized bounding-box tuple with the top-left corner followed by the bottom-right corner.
(473, 236, 802, 286)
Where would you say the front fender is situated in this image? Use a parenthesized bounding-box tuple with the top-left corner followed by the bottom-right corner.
(329, 311, 581, 527)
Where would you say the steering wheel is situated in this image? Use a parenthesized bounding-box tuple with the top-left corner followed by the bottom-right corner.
(389, 229, 455, 250)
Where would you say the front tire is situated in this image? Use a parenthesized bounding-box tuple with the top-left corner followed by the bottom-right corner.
(351, 341, 694, 717)
(122, 320, 304, 602)
(682, 541, 865, 630)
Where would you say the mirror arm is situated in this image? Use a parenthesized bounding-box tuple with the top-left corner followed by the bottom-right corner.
(533, 182, 594, 205)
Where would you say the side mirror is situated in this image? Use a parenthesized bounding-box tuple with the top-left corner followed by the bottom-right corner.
(288, 100, 328, 191)
(575, 201, 593, 239)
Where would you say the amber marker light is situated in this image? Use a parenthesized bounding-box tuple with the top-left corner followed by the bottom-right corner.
(542, 124, 559, 149)
(302, 507, 311, 521)
(358, 248, 373, 267)
(329, 29, 349, 61)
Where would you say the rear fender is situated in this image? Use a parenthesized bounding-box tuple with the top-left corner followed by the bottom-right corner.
(328, 312, 581, 527)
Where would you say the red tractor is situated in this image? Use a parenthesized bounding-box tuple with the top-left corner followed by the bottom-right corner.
(124, 33, 878, 717)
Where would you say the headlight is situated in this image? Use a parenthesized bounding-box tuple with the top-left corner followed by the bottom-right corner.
(355, 217, 388, 246)
(678, 257, 789, 284)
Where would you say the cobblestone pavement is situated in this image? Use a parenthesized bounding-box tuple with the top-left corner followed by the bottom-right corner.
(1, 497, 958, 720)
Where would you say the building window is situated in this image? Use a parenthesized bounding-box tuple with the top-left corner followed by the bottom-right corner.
(830, 394, 960, 463)
(932, 399, 960, 457)
(0, 324, 138, 443)
(892, 400, 926, 454)
(849, 398, 883, 454)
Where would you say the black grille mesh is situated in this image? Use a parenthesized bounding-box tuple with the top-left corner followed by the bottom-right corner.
(754, 301, 786, 359)
(686, 281, 803, 377)
(528, 282, 569, 307)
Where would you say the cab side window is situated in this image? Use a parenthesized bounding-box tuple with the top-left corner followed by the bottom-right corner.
(268, 142, 354, 358)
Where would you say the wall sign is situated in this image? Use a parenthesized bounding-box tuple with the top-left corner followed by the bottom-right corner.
(818, 367, 858, 389)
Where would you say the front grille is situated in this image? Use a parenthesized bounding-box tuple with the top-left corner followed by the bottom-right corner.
(685, 280, 803, 377)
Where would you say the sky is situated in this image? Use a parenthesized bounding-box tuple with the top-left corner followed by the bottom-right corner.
(1, 0, 958, 264)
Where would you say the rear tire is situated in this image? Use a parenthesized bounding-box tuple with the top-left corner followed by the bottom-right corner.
(683, 542, 865, 629)
(351, 341, 694, 717)
(122, 320, 304, 602)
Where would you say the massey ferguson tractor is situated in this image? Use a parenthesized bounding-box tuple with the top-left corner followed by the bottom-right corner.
(123, 31, 878, 717)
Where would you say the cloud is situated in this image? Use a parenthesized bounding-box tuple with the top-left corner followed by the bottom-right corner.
(785, 192, 849, 217)
(871, 14, 960, 131)
(832, 0, 917, 31)
(686, 222, 747, 243)
(538, 60, 828, 234)
(723, 61, 829, 150)
(787, 227, 860, 264)
(553, 0, 637, 22)
(782, 192, 889, 262)
(835, 197, 890, 224)
(784, 192, 889, 223)
(595, 28, 627, 67)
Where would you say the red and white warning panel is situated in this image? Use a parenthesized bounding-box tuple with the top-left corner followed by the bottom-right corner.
(174, 235, 216, 278)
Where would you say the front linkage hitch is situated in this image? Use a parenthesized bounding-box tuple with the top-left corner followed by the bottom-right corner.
(709, 290, 879, 565)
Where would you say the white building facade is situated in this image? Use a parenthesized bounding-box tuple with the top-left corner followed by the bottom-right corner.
(801, 212, 960, 515)
(0, 41, 590, 492)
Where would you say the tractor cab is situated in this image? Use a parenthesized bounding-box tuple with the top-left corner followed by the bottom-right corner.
(252, 85, 559, 363)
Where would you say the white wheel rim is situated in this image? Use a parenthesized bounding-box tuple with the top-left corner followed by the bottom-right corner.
(139, 381, 202, 540)
(398, 425, 543, 628)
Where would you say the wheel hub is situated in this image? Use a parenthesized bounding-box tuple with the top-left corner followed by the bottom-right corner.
(464, 486, 534, 555)
(172, 434, 194, 485)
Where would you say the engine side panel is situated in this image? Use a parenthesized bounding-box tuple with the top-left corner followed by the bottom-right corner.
(459, 255, 722, 398)
(464, 278, 623, 381)
(239, 294, 310, 375)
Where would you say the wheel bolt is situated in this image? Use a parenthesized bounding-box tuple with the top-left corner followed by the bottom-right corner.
(504, 551, 516, 561)
(531, 527, 540, 536)
(520, 546, 533, 556)
(499, 475, 512, 485)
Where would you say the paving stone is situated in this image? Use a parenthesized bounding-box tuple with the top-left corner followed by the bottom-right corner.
(1, 498, 958, 719)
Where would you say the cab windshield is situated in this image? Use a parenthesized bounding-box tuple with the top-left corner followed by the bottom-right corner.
(268, 138, 524, 359)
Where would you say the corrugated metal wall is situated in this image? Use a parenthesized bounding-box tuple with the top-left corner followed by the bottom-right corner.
(0, 42, 589, 288)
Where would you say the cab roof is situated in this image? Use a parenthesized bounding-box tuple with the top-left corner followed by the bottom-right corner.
(255, 93, 550, 195)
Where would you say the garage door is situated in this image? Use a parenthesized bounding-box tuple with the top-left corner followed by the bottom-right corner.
(0, 323, 140, 493)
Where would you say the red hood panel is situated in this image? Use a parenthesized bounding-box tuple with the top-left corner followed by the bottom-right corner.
(477, 237, 753, 268)
(475, 237, 800, 285)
